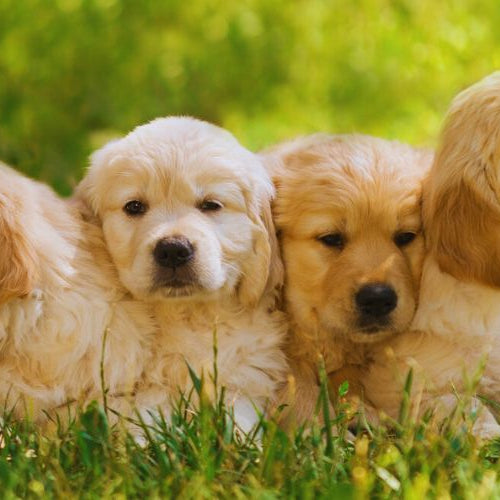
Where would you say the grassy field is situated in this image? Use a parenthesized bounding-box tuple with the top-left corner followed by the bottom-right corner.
(2, 0, 500, 497)
(2, 376, 500, 499)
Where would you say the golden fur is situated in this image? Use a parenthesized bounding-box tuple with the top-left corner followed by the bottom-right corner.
(262, 135, 432, 426)
(425, 75, 500, 287)
(0, 164, 155, 422)
(0, 185, 39, 303)
(363, 72, 500, 439)
(75, 117, 288, 432)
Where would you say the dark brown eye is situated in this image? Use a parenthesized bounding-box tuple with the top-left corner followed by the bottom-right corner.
(123, 200, 147, 216)
(199, 200, 223, 212)
(318, 233, 345, 249)
(394, 231, 416, 247)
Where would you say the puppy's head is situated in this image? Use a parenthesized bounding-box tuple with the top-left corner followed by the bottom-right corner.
(76, 117, 281, 307)
(0, 166, 39, 303)
(267, 135, 432, 343)
(425, 72, 500, 287)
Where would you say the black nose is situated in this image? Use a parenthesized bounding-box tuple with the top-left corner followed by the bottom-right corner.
(355, 283, 398, 317)
(153, 237, 194, 269)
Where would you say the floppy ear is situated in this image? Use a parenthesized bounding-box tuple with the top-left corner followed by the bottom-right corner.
(74, 139, 121, 219)
(426, 180, 500, 286)
(74, 173, 98, 219)
(237, 188, 284, 309)
(244, 145, 320, 309)
(425, 72, 500, 286)
(0, 193, 38, 302)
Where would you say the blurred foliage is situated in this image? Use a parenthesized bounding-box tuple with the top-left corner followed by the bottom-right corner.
(0, 0, 499, 193)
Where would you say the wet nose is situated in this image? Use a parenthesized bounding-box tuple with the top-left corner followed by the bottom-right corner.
(153, 237, 194, 269)
(355, 283, 398, 317)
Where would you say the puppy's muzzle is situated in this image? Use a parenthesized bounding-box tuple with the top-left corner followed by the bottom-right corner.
(153, 236, 194, 269)
(355, 283, 397, 327)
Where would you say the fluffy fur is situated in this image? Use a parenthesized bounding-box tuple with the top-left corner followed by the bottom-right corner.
(75, 117, 288, 432)
(0, 164, 155, 421)
(363, 72, 500, 438)
(262, 135, 432, 425)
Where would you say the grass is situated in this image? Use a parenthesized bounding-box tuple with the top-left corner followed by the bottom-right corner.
(2, 368, 500, 499)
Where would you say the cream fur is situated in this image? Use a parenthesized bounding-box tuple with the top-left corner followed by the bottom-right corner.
(0, 164, 155, 422)
(262, 134, 432, 427)
(364, 73, 500, 439)
(75, 117, 288, 432)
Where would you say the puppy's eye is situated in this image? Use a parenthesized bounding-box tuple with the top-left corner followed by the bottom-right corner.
(394, 231, 416, 247)
(199, 200, 223, 212)
(123, 200, 147, 216)
(317, 233, 345, 249)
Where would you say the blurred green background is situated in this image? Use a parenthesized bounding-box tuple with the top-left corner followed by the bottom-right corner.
(1, 0, 499, 193)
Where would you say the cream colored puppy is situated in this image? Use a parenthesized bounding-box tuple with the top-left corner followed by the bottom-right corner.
(262, 135, 432, 426)
(364, 72, 500, 438)
(0, 164, 154, 422)
(75, 117, 287, 432)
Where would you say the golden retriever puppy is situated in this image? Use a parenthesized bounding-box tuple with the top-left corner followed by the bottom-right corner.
(0, 163, 155, 422)
(262, 135, 432, 425)
(363, 72, 500, 438)
(75, 117, 288, 432)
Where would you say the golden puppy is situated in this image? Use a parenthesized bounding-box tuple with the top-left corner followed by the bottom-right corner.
(75, 117, 288, 432)
(0, 164, 155, 422)
(363, 72, 500, 438)
(262, 135, 432, 425)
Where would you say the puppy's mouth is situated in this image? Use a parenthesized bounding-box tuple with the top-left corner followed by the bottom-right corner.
(321, 314, 397, 344)
(337, 314, 396, 344)
(356, 315, 390, 334)
(152, 268, 199, 296)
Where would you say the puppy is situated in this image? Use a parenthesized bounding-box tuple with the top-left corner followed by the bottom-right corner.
(75, 117, 288, 432)
(363, 72, 500, 438)
(262, 135, 432, 425)
(0, 164, 155, 422)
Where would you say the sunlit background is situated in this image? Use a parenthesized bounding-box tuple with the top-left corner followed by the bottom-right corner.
(1, 0, 499, 193)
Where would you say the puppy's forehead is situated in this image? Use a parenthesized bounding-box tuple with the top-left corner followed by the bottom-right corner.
(98, 143, 260, 212)
(110, 154, 246, 191)
(104, 118, 262, 186)
(275, 138, 427, 231)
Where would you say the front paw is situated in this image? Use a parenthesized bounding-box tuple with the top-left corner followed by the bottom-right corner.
(471, 411, 500, 441)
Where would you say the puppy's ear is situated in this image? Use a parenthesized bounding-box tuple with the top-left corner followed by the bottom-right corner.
(0, 193, 38, 302)
(237, 184, 284, 309)
(74, 175, 97, 220)
(74, 139, 121, 219)
(426, 181, 500, 286)
(425, 72, 500, 286)
(260, 198, 285, 295)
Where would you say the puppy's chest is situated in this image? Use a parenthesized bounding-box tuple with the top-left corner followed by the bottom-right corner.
(161, 320, 264, 368)
(155, 307, 284, 389)
(319, 339, 371, 374)
(320, 340, 373, 401)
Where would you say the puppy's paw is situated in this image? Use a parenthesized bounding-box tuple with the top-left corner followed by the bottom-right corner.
(471, 408, 500, 441)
